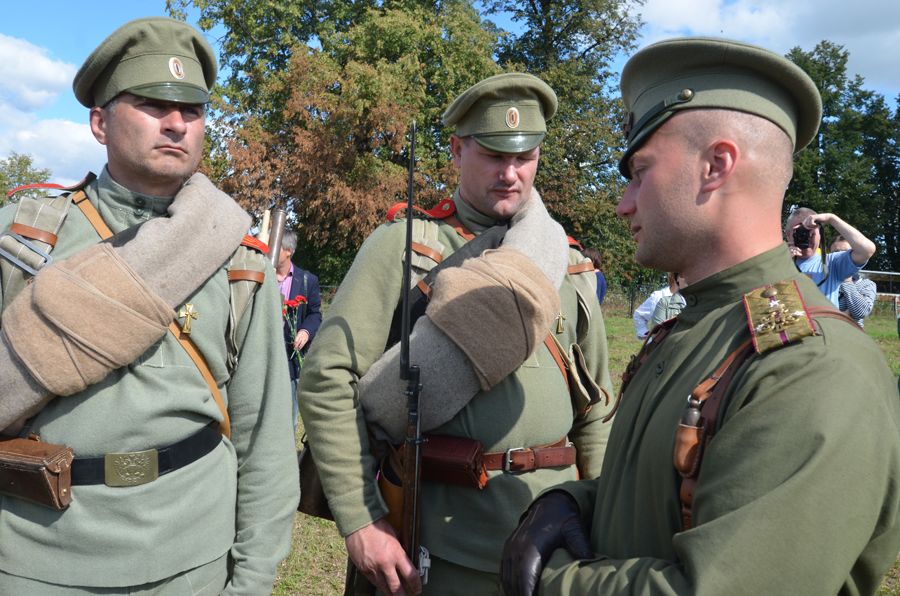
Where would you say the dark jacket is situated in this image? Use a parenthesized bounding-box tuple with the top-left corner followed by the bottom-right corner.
(283, 267, 322, 379)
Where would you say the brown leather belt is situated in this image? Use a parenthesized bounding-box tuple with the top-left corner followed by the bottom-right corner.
(483, 438, 575, 472)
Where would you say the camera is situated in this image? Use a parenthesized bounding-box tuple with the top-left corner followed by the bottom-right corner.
(792, 226, 811, 249)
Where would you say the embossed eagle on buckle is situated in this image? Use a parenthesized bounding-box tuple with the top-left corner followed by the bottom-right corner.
(104, 449, 160, 487)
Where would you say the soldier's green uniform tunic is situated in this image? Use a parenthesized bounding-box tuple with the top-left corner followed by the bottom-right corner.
(539, 245, 900, 595)
(0, 169, 299, 594)
(298, 193, 613, 578)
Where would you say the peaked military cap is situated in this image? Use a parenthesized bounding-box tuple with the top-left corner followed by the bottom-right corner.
(443, 72, 558, 153)
(618, 36, 822, 177)
(73, 17, 217, 108)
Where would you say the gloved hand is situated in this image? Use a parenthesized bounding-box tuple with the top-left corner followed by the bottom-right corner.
(500, 491, 593, 596)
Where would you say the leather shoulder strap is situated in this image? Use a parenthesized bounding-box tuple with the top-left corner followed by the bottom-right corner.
(75, 195, 231, 438)
(674, 303, 862, 530)
(606, 318, 678, 422)
(384, 223, 507, 351)
(225, 237, 268, 376)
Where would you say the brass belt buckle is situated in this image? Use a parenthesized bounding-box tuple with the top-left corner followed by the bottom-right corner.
(104, 449, 159, 487)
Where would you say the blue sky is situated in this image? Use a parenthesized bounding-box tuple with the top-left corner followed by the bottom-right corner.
(1, 0, 898, 184)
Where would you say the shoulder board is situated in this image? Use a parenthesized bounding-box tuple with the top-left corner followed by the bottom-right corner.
(567, 236, 583, 250)
(386, 198, 456, 222)
(6, 172, 96, 199)
(742, 280, 815, 354)
(241, 235, 269, 254)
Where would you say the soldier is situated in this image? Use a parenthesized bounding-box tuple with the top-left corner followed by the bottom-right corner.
(298, 73, 613, 595)
(501, 37, 900, 595)
(0, 17, 298, 594)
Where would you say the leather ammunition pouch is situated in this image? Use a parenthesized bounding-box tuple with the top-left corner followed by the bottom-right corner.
(0, 434, 74, 510)
(421, 434, 488, 489)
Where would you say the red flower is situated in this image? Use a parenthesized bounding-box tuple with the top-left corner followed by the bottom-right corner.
(286, 294, 307, 308)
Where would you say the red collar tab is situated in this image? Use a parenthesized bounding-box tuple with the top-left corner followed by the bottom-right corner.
(241, 235, 269, 254)
(386, 198, 457, 222)
(567, 236, 583, 250)
(7, 172, 97, 199)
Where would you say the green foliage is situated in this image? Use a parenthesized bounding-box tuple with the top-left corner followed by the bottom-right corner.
(786, 41, 900, 272)
(0, 152, 52, 207)
(171, 0, 503, 282)
(488, 0, 648, 287)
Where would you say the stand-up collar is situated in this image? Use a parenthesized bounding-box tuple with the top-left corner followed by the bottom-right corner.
(677, 244, 803, 322)
(452, 189, 507, 233)
(89, 167, 175, 232)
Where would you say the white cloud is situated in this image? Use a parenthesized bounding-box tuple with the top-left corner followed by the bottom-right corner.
(636, 0, 900, 101)
(0, 34, 75, 111)
(0, 100, 105, 186)
(0, 35, 104, 184)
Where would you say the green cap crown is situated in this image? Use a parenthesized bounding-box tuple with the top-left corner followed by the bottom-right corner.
(73, 17, 217, 108)
(443, 72, 558, 153)
(618, 37, 822, 177)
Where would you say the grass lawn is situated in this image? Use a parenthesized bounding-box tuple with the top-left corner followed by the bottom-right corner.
(277, 296, 900, 595)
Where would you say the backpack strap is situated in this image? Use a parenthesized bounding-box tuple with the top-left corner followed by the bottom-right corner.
(225, 236, 269, 374)
(0, 174, 97, 304)
(673, 282, 865, 530)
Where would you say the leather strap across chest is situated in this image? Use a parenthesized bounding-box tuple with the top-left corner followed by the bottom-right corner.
(672, 305, 862, 530)
(72, 192, 232, 438)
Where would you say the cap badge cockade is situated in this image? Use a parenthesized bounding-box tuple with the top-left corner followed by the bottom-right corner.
(168, 57, 186, 80)
(505, 106, 520, 129)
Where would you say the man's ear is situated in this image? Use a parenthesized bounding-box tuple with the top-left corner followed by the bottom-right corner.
(700, 139, 738, 192)
(89, 107, 109, 146)
(449, 135, 463, 166)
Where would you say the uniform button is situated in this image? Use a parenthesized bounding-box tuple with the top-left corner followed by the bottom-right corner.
(687, 294, 698, 306)
(655, 361, 664, 375)
(135, 198, 146, 207)
(135, 209, 146, 217)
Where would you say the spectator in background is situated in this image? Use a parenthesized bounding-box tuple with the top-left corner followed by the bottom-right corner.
(632, 275, 673, 339)
(275, 229, 322, 432)
(651, 273, 686, 328)
(831, 237, 877, 327)
(582, 247, 607, 305)
(785, 207, 876, 307)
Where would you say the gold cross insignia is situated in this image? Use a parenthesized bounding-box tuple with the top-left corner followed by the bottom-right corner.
(177, 303, 199, 335)
(555, 313, 567, 334)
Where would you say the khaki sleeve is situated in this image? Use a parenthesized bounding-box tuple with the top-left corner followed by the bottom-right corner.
(298, 223, 408, 536)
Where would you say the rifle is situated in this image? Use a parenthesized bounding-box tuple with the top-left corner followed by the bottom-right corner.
(344, 122, 430, 596)
(399, 120, 430, 584)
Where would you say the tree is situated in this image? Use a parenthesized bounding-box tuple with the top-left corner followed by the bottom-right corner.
(169, 0, 647, 285)
(172, 0, 500, 283)
(786, 41, 900, 272)
(0, 152, 52, 207)
(488, 0, 645, 288)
